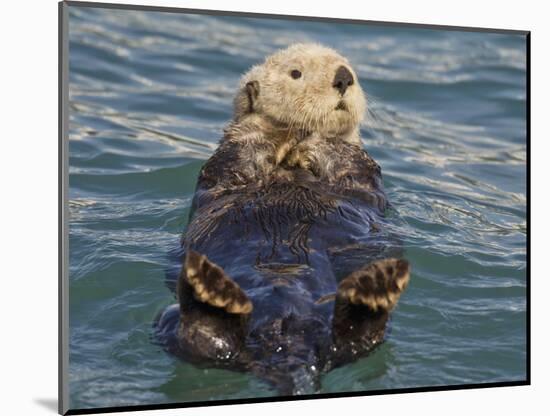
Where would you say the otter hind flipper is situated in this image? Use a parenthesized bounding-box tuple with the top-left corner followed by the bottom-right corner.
(337, 258, 410, 312)
(182, 250, 253, 314)
(329, 259, 410, 368)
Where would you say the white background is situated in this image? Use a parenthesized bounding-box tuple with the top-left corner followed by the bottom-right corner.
(1, 0, 546, 415)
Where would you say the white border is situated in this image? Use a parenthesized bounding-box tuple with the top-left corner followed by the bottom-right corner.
(3, 0, 546, 415)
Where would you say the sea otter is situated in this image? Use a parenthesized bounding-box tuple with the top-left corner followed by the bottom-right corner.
(154, 44, 410, 395)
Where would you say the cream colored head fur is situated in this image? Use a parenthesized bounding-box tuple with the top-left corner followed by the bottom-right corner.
(234, 43, 366, 141)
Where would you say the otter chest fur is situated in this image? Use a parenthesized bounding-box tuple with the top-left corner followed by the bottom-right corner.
(154, 44, 410, 394)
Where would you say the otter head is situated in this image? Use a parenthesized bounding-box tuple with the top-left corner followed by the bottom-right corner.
(234, 43, 367, 139)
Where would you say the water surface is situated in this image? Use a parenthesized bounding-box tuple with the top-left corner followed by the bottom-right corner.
(67, 6, 527, 410)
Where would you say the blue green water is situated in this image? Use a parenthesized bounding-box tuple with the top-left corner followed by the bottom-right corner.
(67, 5, 527, 410)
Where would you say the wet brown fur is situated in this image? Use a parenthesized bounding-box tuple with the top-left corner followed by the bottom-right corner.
(155, 44, 410, 395)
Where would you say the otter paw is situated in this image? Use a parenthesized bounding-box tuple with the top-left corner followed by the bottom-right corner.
(337, 258, 410, 312)
(185, 250, 253, 314)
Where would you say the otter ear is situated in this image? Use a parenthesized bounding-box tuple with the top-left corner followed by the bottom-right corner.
(233, 79, 260, 119)
(245, 80, 260, 113)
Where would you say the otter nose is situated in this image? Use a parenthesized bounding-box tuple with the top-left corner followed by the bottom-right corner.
(332, 66, 354, 96)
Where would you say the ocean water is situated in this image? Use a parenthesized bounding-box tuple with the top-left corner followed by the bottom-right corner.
(66, 5, 527, 411)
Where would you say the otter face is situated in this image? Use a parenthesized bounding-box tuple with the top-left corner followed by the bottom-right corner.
(234, 43, 367, 138)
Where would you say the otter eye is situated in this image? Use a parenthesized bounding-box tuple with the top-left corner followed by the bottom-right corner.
(290, 69, 302, 79)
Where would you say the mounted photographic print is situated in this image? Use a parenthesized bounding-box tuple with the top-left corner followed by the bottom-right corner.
(59, 1, 530, 414)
